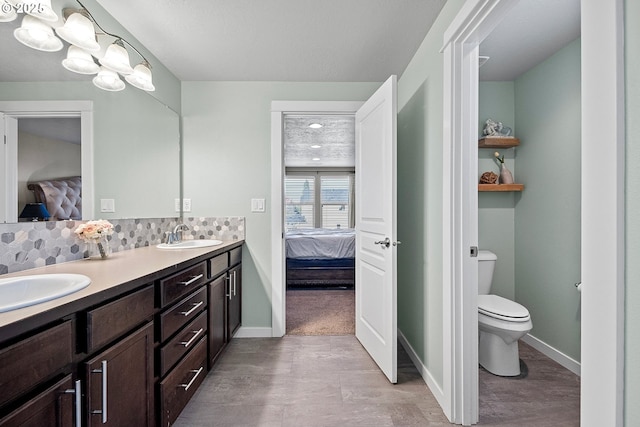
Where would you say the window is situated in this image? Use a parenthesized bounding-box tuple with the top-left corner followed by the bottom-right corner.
(285, 172, 354, 231)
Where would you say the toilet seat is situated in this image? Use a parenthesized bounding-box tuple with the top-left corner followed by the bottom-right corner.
(478, 294, 530, 322)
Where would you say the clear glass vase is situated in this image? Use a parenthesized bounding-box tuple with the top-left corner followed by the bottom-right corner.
(86, 237, 111, 260)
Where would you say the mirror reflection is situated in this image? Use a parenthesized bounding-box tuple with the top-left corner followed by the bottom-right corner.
(0, 0, 181, 223)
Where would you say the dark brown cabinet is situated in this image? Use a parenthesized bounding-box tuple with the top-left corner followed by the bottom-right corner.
(0, 242, 243, 427)
(0, 375, 77, 427)
(84, 322, 155, 427)
(208, 274, 227, 368)
(227, 264, 242, 339)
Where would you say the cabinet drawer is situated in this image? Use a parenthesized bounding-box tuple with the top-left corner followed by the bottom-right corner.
(230, 247, 242, 267)
(159, 286, 207, 342)
(209, 253, 228, 279)
(159, 337, 207, 427)
(0, 320, 74, 407)
(0, 374, 75, 427)
(160, 310, 208, 376)
(86, 285, 154, 353)
(160, 262, 207, 307)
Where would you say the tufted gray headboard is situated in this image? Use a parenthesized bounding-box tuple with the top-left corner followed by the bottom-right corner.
(27, 176, 82, 221)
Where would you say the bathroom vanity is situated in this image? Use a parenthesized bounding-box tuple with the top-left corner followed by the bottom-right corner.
(0, 240, 243, 426)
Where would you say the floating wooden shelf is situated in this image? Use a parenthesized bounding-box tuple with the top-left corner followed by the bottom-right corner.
(478, 184, 524, 192)
(478, 136, 520, 148)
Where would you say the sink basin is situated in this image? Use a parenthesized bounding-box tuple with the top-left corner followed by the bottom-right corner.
(0, 274, 91, 313)
(156, 240, 223, 250)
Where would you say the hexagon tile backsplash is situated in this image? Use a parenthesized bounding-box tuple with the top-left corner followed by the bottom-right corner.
(0, 217, 245, 275)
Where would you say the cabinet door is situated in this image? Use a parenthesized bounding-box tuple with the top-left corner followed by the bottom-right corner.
(208, 274, 227, 367)
(0, 375, 76, 427)
(227, 265, 242, 339)
(84, 322, 154, 427)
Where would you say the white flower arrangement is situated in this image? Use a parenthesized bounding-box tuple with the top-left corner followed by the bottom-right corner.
(74, 219, 114, 241)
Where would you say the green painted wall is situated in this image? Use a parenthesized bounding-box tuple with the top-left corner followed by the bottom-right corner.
(625, 0, 640, 424)
(478, 82, 516, 300)
(514, 39, 582, 362)
(396, 0, 465, 388)
(180, 82, 380, 328)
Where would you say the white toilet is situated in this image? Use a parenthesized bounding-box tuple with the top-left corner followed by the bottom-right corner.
(477, 250, 532, 376)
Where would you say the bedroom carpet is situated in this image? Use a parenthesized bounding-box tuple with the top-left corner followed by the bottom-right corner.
(286, 289, 355, 335)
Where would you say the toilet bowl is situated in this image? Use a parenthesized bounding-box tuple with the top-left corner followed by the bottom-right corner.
(477, 250, 532, 377)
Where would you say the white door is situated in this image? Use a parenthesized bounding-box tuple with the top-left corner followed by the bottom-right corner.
(0, 113, 18, 223)
(355, 75, 398, 383)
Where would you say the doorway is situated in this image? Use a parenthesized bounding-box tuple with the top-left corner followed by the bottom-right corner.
(282, 114, 357, 336)
(0, 100, 94, 223)
(442, 0, 624, 425)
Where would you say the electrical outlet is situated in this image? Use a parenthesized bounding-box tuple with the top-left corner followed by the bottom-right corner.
(183, 198, 192, 212)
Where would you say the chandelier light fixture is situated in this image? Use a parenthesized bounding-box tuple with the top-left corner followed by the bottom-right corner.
(1, 0, 155, 92)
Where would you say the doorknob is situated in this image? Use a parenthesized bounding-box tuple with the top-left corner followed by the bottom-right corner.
(374, 237, 391, 248)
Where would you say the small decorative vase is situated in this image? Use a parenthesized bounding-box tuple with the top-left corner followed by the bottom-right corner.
(87, 237, 111, 260)
(499, 163, 514, 184)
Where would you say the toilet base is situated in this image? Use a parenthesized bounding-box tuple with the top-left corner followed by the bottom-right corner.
(479, 330, 522, 376)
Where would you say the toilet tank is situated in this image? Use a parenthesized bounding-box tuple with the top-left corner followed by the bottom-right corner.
(477, 250, 497, 295)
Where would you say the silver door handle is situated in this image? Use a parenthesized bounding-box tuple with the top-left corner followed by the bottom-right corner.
(180, 274, 204, 286)
(374, 237, 391, 248)
(179, 367, 204, 391)
(233, 270, 237, 297)
(393, 240, 402, 246)
(64, 379, 82, 427)
(180, 328, 204, 348)
(179, 301, 204, 317)
(91, 360, 108, 423)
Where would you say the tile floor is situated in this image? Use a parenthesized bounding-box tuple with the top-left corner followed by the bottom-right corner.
(173, 336, 580, 427)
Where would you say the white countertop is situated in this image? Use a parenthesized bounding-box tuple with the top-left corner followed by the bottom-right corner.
(0, 240, 243, 332)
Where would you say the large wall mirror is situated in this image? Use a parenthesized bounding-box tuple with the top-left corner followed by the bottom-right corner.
(0, 0, 181, 223)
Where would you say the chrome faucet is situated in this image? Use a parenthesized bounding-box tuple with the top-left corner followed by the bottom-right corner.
(165, 223, 189, 244)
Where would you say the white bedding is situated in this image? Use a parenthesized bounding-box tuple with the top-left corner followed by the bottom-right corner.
(285, 228, 355, 259)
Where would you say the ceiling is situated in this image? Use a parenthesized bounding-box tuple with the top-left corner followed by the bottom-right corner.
(284, 115, 355, 167)
(0, 0, 580, 83)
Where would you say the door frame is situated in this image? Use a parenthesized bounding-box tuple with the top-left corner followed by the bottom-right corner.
(0, 100, 94, 222)
(270, 101, 363, 337)
(441, 0, 625, 425)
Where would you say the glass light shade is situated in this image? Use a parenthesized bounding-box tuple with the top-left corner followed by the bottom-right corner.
(23, 0, 58, 22)
(0, 2, 17, 22)
(99, 40, 133, 75)
(14, 14, 62, 52)
(55, 12, 100, 52)
(62, 45, 99, 75)
(93, 66, 125, 91)
(124, 62, 155, 91)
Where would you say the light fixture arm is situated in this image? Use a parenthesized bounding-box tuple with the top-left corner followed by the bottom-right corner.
(72, 0, 152, 69)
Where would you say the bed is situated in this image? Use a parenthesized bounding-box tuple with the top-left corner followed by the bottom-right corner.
(27, 176, 82, 221)
(285, 228, 355, 288)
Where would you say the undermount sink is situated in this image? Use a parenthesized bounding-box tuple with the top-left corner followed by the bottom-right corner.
(156, 240, 223, 250)
(0, 274, 91, 313)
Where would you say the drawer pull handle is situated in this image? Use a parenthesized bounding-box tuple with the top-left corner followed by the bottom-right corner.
(91, 360, 108, 423)
(180, 274, 204, 286)
(64, 379, 82, 427)
(179, 366, 204, 391)
(178, 301, 204, 317)
(179, 328, 204, 348)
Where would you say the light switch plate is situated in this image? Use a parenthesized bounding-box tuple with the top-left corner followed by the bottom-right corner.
(251, 198, 266, 213)
(100, 199, 115, 213)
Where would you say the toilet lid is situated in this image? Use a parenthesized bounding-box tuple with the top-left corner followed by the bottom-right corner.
(478, 295, 530, 322)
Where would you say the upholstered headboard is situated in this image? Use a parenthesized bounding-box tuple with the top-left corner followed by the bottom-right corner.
(27, 176, 82, 221)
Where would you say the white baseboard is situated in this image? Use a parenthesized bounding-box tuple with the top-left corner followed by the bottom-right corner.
(234, 326, 273, 338)
(398, 329, 447, 410)
(521, 333, 581, 376)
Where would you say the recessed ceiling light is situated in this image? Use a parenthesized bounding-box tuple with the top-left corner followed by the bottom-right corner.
(309, 123, 323, 129)
(311, 144, 321, 148)
(312, 157, 320, 161)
